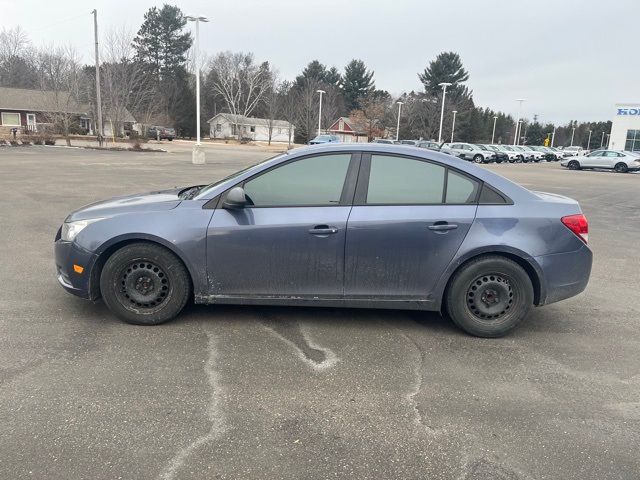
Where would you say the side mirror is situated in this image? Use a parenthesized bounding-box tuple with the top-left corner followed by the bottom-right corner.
(223, 186, 247, 209)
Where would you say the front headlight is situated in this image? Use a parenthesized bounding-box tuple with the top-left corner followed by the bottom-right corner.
(61, 218, 103, 242)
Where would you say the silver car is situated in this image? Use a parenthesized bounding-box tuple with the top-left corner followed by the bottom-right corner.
(441, 142, 496, 163)
(561, 150, 640, 173)
(512, 146, 544, 162)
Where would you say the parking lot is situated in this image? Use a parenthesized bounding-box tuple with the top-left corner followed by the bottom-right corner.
(0, 145, 639, 480)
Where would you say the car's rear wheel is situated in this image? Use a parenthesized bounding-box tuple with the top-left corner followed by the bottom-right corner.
(473, 154, 484, 163)
(568, 160, 580, 170)
(445, 256, 533, 337)
(100, 243, 190, 325)
(614, 162, 628, 173)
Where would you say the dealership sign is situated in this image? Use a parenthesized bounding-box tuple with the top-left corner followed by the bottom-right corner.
(617, 108, 640, 115)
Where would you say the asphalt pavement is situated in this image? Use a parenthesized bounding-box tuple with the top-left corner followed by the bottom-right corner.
(0, 145, 638, 479)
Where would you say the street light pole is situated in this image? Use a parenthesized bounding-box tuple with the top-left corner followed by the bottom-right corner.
(551, 126, 556, 147)
(186, 15, 209, 164)
(606, 133, 610, 148)
(491, 115, 498, 144)
(513, 98, 525, 146)
(437, 82, 452, 143)
(586, 129, 592, 150)
(395, 101, 404, 141)
(451, 110, 457, 143)
(600, 131, 605, 147)
(91, 9, 103, 146)
(570, 127, 576, 147)
(316, 89, 325, 137)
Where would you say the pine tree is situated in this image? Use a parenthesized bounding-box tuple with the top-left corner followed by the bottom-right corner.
(418, 52, 470, 97)
(342, 59, 374, 112)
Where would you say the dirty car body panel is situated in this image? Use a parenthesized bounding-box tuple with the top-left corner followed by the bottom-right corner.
(55, 144, 592, 316)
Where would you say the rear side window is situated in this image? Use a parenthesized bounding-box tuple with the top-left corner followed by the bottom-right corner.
(446, 170, 480, 204)
(479, 184, 508, 204)
(366, 155, 445, 204)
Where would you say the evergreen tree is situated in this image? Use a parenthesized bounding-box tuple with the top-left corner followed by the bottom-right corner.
(343, 59, 374, 112)
(295, 60, 327, 88)
(324, 66, 342, 88)
(418, 52, 470, 97)
(133, 4, 192, 80)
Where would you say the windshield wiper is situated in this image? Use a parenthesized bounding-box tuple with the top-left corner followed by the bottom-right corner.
(179, 185, 204, 200)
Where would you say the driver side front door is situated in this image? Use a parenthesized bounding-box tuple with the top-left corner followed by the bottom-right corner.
(206, 152, 359, 301)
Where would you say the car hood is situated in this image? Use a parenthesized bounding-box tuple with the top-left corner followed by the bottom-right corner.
(65, 187, 185, 222)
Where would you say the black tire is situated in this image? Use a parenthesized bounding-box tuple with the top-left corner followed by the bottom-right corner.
(517, 155, 524, 163)
(567, 160, 580, 170)
(445, 256, 534, 338)
(614, 162, 628, 173)
(508, 158, 516, 163)
(100, 243, 191, 325)
(473, 154, 484, 163)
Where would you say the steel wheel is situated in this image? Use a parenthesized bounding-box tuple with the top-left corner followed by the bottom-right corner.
(115, 260, 170, 310)
(466, 274, 514, 321)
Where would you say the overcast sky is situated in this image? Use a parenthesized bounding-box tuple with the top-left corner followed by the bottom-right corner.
(1, 0, 638, 123)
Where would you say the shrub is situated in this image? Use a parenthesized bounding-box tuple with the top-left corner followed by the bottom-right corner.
(130, 139, 143, 151)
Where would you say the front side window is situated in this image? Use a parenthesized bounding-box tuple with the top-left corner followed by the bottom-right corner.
(1, 112, 21, 126)
(366, 155, 445, 204)
(243, 154, 351, 207)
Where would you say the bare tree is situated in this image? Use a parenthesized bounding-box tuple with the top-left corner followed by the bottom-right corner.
(0, 26, 39, 88)
(101, 28, 156, 137)
(295, 77, 322, 143)
(277, 81, 298, 147)
(36, 46, 83, 146)
(207, 51, 272, 139)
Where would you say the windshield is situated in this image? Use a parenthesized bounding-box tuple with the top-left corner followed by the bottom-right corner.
(315, 135, 332, 141)
(194, 153, 286, 199)
(475, 144, 488, 151)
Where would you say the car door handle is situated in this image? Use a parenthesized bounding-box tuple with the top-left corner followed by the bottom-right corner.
(309, 225, 339, 235)
(428, 222, 458, 232)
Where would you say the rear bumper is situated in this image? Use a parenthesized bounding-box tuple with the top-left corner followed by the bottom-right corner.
(534, 244, 592, 305)
(54, 240, 98, 300)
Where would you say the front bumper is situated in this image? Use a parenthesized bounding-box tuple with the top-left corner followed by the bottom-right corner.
(534, 243, 593, 306)
(54, 238, 99, 300)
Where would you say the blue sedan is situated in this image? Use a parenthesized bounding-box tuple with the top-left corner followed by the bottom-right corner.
(55, 144, 592, 337)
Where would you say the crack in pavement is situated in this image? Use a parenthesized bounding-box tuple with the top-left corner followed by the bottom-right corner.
(259, 314, 338, 372)
(158, 325, 226, 480)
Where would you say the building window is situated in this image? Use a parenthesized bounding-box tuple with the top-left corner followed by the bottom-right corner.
(215, 123, 222, 132)
(250, 125, 256, 133)
(1, 112, 21, 126)
(625, 129, 640, 152)
(231, 124, 237, 135)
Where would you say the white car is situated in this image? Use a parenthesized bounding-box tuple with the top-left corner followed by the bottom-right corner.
(486, 144, 519, 163)
(493, 145, 523, 162)
(441, 142, 496, 163)
(563, 146, 585, 157)
(513, 146, 544, 162)
(561, 150, 640, 173)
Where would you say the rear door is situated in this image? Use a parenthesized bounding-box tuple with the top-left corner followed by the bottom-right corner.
(344, 153, 479, 303)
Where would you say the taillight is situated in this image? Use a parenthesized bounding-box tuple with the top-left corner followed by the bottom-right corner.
(561, 214, 588, 244)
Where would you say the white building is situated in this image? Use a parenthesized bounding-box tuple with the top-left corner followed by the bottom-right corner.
(207, 113, 294, 143)
(609, 103, 640, 152)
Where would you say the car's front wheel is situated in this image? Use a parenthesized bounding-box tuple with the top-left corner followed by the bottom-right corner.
(100, 243, 191, 325)
(473, 154, 484, 163)
(445, 256, 533, 337)
(614, 162, 628, 173)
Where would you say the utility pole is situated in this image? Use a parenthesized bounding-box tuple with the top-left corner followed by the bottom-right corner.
(186, 15, 209, 164)
(513, 99, 525, 146)
(450, 110, 457, 143)
(491, 116, 498, 144)
(316, 90, 325, 137)
(91, 10, 103, 146)
(395, 101, 403, 141)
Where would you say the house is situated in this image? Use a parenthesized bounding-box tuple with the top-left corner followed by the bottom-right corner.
(207, 113, 295, 143)
(326, 116, 369, 143)
(0, 86, 136, 137)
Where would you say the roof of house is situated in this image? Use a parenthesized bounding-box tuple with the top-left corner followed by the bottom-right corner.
(0, 86, 136, 123)
(207, 113, 293, 128)
(328, 116, 367, 134)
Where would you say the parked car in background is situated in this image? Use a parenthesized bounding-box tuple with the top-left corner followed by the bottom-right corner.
(489, 145, 519, 163)
(561, 150, 640, 173)
(529, 146, 558, 161)
(476, 144, 506, 163)
(399, 140, 420, 146)
(513, 146, 543, 162)
(309, 134, 340, 145)
(147, 126, 176, 141)
(441, 142, 496, 163)
(549, 146, 570, 158)
(372, 138, 395, 144)
(416, 141, 441, 151)
(54, 143, 592, 338)
(563, 146, 584, 157)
